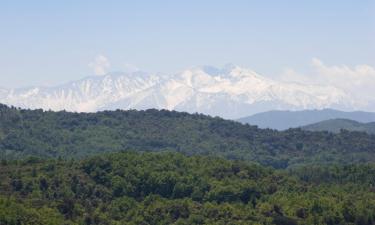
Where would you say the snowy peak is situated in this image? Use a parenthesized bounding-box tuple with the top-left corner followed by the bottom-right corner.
(0, 65, 365, 119)
(184, 64, 264, 80)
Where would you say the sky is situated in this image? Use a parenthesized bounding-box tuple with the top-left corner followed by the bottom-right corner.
(0, 0, 374, 88)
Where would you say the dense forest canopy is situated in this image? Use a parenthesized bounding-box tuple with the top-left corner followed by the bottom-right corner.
(1, 152, 375, 225)
(1, 104, 375, 168)
(1, 104, 375, 224)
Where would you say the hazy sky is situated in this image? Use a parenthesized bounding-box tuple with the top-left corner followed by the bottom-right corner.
(0, 0, 374, 88)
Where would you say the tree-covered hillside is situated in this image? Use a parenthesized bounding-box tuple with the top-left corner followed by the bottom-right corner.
(1, 152, 375, 225)
(1, 104, 375, 168)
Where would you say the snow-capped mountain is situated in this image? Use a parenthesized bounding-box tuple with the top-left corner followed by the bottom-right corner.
(0, 65, 362, 119)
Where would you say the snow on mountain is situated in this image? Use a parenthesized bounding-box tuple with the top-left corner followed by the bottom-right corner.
(0, 65, 361, 119)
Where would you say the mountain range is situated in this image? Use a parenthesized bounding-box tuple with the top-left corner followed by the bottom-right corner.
(237, 109, 375, 130)
(0, 65, 365, 119)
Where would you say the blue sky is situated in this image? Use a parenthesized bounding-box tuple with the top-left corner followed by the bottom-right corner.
(0, 0, 374, 87)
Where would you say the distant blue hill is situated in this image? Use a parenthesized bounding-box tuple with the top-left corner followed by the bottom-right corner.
(237, 109, 375, 130)
(301, 119, 375, 134)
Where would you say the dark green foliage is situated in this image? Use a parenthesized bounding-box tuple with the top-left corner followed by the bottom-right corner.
(1, 104, 375, 168)
(1, 152, 375, 224)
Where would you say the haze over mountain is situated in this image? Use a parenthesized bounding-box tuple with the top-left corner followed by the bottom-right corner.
(0, 65, 368, 119)
(237, 109, 375, 130)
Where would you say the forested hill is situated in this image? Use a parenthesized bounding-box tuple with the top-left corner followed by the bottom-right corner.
(1, 103, 375, 168)
(1, 152, 375, 224)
